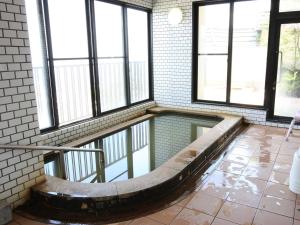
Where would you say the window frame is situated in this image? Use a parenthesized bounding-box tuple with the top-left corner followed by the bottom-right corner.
(192, 0, 271, 110)
(37, 0, 153, 133)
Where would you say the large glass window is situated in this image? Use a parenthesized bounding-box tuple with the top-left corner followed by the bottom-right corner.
(274, 23, 300, 117)
(197, 4, 229, 102)
(25, 0, 54, 130)
(128, 9, 150, 103)
(193, 0, 271, 106)
(94, 2, 126, 112)
(47, 0, 93, 125)
(25, 0, 152, 131)
(230, 0, 270, 105)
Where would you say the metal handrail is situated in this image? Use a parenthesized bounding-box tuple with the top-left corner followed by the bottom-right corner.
(0, 145, 105, 180)
(0, 145, 103, 153)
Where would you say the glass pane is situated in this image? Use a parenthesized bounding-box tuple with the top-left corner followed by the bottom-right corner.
(98, 58, 126, 112)
(25, 0, 54, 130)
(48, 0, 88, 58)
(197, 55, 227, 102)
(198, 4, 230, 54)
(280, 0, 300, 12)
(54, 60, 93, 125)
(127, 9, 149, 103)
(94, 1, 124, 57)
(230, 0, 271, 105)
(274, 23, 300, 117)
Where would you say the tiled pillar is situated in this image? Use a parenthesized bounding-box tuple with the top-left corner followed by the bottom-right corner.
(0, 0, 44, 208)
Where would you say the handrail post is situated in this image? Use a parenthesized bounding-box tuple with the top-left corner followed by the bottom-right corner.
(59, 150, 67, 180)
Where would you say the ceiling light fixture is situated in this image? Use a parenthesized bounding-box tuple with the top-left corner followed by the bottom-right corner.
(168, 7, 183, 25)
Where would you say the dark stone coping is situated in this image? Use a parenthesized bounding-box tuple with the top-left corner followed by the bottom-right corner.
(31, 106, 243, 216)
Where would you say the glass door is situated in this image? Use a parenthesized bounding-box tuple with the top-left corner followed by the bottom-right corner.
(273, 23, 300, 118)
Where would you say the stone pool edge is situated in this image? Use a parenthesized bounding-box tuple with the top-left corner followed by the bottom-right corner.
(29, 106, 243, 215)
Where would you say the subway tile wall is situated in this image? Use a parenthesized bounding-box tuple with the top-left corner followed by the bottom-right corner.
(152, 0, 296, 129)
(40, 101, 156, 147)
(0, 0, 44, 207)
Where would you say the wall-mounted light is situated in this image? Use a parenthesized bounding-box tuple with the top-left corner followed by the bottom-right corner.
(168, 7, 183, 25)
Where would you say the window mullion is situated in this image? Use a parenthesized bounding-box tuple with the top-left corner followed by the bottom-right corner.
(122, 7, 132, 106)
(42, 0, 60, 128)
(226, 2, 234, 103)
(85, 0, 97, 117)
(90, 0, 102, 115)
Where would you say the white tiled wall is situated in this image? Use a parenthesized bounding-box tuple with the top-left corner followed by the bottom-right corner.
(0, 0, 45, 207)
(40, 101, 156, 147)
(152, 0, 295, 129)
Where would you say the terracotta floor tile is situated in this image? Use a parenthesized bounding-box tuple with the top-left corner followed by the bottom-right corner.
(264, 182, 296, 201)
(177, 192, 196, 207)
(186, 191, 224, 216)
(258, 144, 281, 154)
(217, 161, 246, 175)
(129, 217, 164, 225)
(250, 152, 277, 164)
(147, 205, 182, 225)
(259, 195, 295, 217)
(200, 171, 239, 199)
(211, 218, 238, 225)
(273, 162, 292, 174)
(227, 176, 267, 208)
(285, 135, 300, 144)
(170, 208, 214, 225)
(230, 147, 255, 157)
(224, 154, 250, 165)
(295, 199, 300, 220)
(109, 221, 132, 225)
(242, 165, 273, 181)
(252, 209, 293, 225)
(269, 171, 289, 186)
(237, 176, 267, 193)
(276, 154, 294, 164)
(227, 188, 262, 208)
(216, 201, 256, 225)
(13, 215, 46, 225)
(294, 220, 300, 225)
(279, 143, 298, 156)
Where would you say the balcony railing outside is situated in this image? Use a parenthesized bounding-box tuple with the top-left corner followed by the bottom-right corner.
(32, 61, 148, 127)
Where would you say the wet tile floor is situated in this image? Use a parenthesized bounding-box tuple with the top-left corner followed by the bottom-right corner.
(9, 125, 300, 225)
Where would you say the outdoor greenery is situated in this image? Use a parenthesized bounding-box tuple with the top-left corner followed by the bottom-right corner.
(278, 24, 300, 97)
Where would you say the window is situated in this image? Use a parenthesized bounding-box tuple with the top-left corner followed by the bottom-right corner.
(280, 0, 300, 12)
(197, 4, 229, 102)
(25, 0, 54, 130)
(47, 0, 93, 125)
(25, 0, 152, 131)
(193, 0, 271, 106)
(94, 2, 126, 112)
(127, 9, 150, 103)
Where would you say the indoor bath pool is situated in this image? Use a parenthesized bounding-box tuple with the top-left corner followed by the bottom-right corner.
(44, 113, 222, 183)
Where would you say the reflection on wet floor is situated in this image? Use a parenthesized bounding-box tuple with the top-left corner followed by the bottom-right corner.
(12, 125, 300, 225)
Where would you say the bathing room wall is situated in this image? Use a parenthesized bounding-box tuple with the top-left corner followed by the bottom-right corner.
(152, 0, 293, 128)
(0, 0, 45, 207)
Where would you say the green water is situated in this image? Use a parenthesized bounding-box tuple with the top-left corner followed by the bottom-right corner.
(44, 113, 221, 183)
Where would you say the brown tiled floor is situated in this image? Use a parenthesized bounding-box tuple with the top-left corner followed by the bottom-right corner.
(9, 125, 300, 225)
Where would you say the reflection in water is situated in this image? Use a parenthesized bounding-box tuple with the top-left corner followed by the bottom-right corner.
(44, 114, 221, 183)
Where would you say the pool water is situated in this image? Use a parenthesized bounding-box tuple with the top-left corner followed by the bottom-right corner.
(44, 113, 221, 183)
